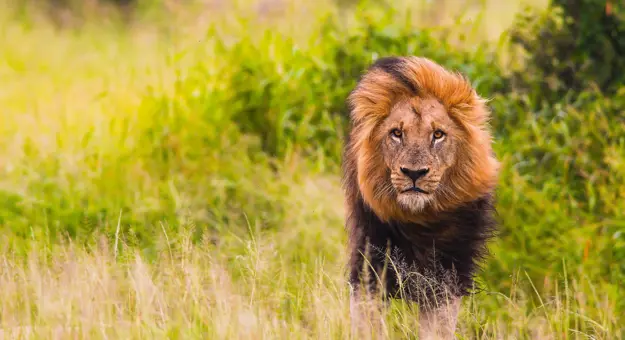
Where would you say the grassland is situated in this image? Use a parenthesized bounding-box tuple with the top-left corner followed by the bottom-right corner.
(0, 0, 623, 339)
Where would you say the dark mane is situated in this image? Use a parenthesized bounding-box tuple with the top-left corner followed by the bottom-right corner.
(345, 183, 497, 310)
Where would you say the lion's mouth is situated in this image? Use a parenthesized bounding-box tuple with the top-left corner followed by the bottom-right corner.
(401, 186, 429, 194)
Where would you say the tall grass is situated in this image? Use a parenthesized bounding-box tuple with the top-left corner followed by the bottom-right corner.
(1, 0, 623, 339)
(0, 223, 620, 339)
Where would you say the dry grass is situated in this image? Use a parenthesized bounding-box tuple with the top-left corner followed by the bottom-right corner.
(0, 171, 353, 339)
(0, 221, 620, 339)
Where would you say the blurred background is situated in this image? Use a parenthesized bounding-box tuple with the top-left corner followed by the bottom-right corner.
(0, 0, 624, 338)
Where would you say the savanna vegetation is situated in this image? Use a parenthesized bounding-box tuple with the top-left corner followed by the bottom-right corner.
(0, 0, 623, 338)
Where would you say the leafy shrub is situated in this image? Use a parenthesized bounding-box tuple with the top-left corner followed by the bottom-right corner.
(487, 89, 625, 299)
(508, 0, 625, 105)
(494, 0, 625, 293)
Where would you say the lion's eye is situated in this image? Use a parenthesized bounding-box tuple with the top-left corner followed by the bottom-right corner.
(390, 128, 403, 139)
(433, 129, 445, 140)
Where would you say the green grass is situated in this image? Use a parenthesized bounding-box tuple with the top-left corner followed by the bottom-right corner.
(1, 0, 623, 339)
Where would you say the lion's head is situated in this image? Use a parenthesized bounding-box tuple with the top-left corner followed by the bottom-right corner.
(345, 56, 499, 223)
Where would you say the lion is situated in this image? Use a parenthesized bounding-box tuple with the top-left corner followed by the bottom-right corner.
(342, 56, 500, 339)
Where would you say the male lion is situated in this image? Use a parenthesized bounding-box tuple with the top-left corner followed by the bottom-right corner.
(342, 56, 499, 339)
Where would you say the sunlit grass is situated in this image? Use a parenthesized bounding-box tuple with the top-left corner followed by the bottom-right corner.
(0, 223, 619, 339)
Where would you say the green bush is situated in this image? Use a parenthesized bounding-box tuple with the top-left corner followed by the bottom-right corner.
(487, 89, 625, 302)
(493, 0, 625, 294)
(508, 0, 625, 105)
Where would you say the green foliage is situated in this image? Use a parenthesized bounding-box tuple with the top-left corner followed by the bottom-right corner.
(508, 0, 625, 104)
(220, 4, 505, 160)
(495, 0, 625, 294)
(488, 90, 625, 304)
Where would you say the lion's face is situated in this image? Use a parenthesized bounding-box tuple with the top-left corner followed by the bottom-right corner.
(346, 56, 499, 223)
(377, 97, 459, 213)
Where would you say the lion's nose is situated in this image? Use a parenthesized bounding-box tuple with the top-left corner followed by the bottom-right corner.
(400, 167, 429, 182)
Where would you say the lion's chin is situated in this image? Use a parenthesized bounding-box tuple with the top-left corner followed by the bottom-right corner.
(397, 192, 434, 214)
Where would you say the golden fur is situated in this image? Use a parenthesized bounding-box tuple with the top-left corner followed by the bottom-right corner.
(345, 56, 499, 223)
